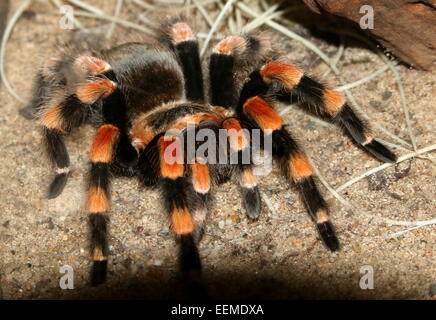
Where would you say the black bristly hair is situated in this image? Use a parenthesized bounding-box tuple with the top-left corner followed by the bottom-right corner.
(43, 128, 70, 199)
(89, 211, 109, 285)
(209, 53, 237, 108)
(279, 75, 396, 163)
(173, 40, 204, 102)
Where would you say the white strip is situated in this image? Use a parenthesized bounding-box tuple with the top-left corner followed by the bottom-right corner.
(56, 167, 70, 174)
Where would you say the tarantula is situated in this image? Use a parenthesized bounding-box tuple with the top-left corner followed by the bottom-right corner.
(29, 17, 396, 287)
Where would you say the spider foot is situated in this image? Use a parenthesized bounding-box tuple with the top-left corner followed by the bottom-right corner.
(91, 260, 107, 287)
(242, 187, 261, 220)
(47, 172, 69, 199)
(363, 140, 397, 163)
(185, 275, 208, 301)
(317, 221, 340, 251)
(116, 139, 138, 168)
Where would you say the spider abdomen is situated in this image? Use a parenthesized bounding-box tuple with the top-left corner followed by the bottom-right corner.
(105, 45, 185, 116)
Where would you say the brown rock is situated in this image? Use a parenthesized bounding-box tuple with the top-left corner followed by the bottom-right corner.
(302, 0, 436, 70)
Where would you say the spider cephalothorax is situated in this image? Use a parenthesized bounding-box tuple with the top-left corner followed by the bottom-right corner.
(30, 17, 396, 288)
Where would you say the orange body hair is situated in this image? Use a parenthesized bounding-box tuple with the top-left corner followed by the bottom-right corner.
(41, 103, 64, 130)
(213, 36, 246, 55)
(171, 207, 194, 235)
(74, 56, 111, 75)
(76, 79, 117, 104)
(260, 62, 303, 90)
(223, 118, 248, 151)
(170, 22, 194, 43)
(240, 167, 257, 188)
(87, 186, 110, 213)
(92, 247, 107, 261)
(172, 113, 221, 131)
(323, 89, 346, 115)
(316, 208, 330, 223)
(90, 124, 120, 163)
(159, 136, 184, 179)
(362, 132, 374, 146)
(288, 152, 314, 182)
(191, 160, 210, 194)
(243, 96, 283, 131)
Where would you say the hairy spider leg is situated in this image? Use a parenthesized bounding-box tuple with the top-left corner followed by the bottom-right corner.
(209, 36, 264, 219)
(260, 62, 397, 163)
(86, 79, 137, 285)
(161, 19, 204, 102)
(241, 95, 339, 251)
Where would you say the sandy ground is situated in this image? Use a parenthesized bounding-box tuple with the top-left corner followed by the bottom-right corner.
(0, 1, 434, 300)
